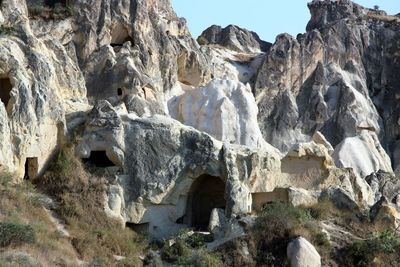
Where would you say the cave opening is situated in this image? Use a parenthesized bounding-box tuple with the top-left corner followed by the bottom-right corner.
(110, 26, 134, 51)
(251, 188, 289, 211)
(44, 0, 67, 7)
(0, 76, 12, 109)
(24, 157, 39, 180)
(83, 151, 115, 168)
(187, 174, 225, 231)
(125, 222, 149, 234)
(117, 88, 123, 96)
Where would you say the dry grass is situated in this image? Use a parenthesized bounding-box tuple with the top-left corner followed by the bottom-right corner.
(365, 12, 400, 23)
(27, 1, 76, 20)
(0, 172, 79, 266)
(35, 147, 146, 266)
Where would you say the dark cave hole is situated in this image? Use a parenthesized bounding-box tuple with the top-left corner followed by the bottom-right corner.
(24, 157, 39, 180)
(0, 76, 12, 108)
(126, 222, 149, 234)
(117, 88, 123, 96)
(44, 0, 67, 7)
(187, 174, 225, 231)
(83, 151, 115, 168)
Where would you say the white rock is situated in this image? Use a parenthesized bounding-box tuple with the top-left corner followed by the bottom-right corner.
(287, 237, 321, 267)
(208, 208, 226, 239)
(333, 131, 393, 178)
(168, 79, 266, 148)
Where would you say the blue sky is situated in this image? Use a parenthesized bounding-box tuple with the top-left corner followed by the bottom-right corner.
(172, 0, 399, 42)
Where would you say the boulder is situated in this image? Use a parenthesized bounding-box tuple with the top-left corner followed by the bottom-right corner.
(208, 208, 226, 238)
(287, 237, 321, 267)
(370, 197, 400, 231)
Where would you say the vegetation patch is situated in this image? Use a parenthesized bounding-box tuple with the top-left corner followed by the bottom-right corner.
(0, 221, 36, 247)
(35, 147, 146, 266)
(159, 230, 222, 267)
(0, 171, 78, 266)
(27, 1, 76, 19)
(341, 230, 400, 266)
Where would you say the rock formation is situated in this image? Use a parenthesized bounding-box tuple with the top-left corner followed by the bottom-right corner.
(0, 0, 399, 251)
(197, 24, 271, 53)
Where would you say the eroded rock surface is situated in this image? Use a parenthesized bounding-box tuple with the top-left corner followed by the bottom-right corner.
(0, 0, 399, 246)
(254, 0, 400, 176)
(197, 24, 271, 53)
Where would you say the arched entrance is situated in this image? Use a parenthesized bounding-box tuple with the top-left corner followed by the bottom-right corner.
(187, 174, 225, 231)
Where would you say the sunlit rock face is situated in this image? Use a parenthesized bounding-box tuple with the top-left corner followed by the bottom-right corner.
(1, 0, 400, 241)
(254, 0, 399, 173)
(197, 24, 271, 53)
(69, 0, 211, 112)
(0, 0, 86, 179)
(168, 79, 266, 148)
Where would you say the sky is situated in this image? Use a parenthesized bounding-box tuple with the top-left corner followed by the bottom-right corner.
(172, 0, 399, 42)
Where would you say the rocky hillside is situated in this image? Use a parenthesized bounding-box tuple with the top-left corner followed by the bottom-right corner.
(0, 0, 400, 266)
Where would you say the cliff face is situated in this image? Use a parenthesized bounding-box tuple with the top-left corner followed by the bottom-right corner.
(0, 0, 399, 244)
(255, 0, 400, 173)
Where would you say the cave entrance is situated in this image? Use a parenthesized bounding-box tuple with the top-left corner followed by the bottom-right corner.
(126, 222, 149, 235)
(0, 76, 12, 109)
(251, 188, 289, 211)
(187, 174, 225, 231)
(110, 25, 134, 51)
(44, 0, 67, 7)
(24, 157, 38, 180)
(83, 151, 115, 168)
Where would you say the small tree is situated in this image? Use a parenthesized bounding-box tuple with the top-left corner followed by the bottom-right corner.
(374, 5, 380, 11)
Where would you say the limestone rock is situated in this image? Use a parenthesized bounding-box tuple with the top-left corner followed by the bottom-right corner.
(197, 24, 271, 53)
(287, 237, 321, 267)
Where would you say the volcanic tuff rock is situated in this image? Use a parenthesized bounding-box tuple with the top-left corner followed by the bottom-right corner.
(287, 237, 321, 267)
(197, 24, 271, 53)
(1, 0, 400, 243)
(254, 0, 400, 174)
(168, 79, 267, 148)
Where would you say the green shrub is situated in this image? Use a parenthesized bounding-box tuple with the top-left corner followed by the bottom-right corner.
(160, 233, 221, 266)
(161, 239, 192, 263)
(186, 232, 213, 248)
(0, 25, 15, 36)
(252, 202, 314, 266)
(186, 249, 223, 267)
(28, 4, 51, 17)
(343, 230, 400, 266)
(0, 172, 13, 186)
(0, 221, 36, 247)
(28, 2, 76, 19)
(313, 232, 330, 248)
(255, 202, 312, 238)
